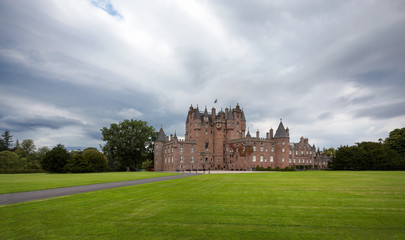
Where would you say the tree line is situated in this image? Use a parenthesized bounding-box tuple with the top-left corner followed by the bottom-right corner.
(0, 119, 155, 173)
(329, 128, 405, 170)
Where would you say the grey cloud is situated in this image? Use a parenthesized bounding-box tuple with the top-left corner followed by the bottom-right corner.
(1, 116, 85, 131)
(355, 101, 405, 120)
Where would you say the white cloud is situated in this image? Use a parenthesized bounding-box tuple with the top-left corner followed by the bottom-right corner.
(118, 108, 143, 119)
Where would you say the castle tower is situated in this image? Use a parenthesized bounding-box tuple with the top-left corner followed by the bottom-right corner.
(154, 127, 166, 171)
(273, 120, 290, 169)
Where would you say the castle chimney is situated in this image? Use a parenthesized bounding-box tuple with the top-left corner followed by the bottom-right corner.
(286, 127, 289, 136)
(266, 132, 269, 139)
(256, 129, 260, 138)
(270, 128, 273, 139)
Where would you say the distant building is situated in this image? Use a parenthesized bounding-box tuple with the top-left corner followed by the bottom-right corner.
(154, 104, 327, 171)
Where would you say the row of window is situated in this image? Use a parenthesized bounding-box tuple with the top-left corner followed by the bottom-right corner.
(164, 146, 194, 153)
(290, 150, 313, 156)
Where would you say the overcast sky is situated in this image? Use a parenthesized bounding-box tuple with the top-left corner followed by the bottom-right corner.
(1, 0, 404, 150)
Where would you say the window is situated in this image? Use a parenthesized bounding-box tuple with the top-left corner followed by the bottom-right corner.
(282, 148, 285, 152)
(289, 158, 292, 163)
(260, 146, 264, 152)
(180, 156, 183, 162)
(253, 146, 257, 152)
(270, 156, 274, 162)
(171, 156, 173, 162)
(282, 140, 285, 145)
(293, 159, 296, 163)
(205, 142, 209, 151)
(171, 147, 173, 153)
(253, 156, 256, 162)
(191, 156, 194, 162)
(282, 157, 284, 162)
(296, 150, 298, 155)
(191, 147, 194, 153)
(265, 148, 268, 152)
(180, 146, 183, 153)
(301, 150, 304, 155)
(271, 146, 274, 152)
(260, 156, 264, 162)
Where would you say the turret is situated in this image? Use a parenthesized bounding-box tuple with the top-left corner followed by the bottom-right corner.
(154, 127, 167, 171)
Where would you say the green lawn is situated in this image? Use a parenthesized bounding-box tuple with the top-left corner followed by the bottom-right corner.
(1, 171, 404, 239)
(0, 172, 180, 194)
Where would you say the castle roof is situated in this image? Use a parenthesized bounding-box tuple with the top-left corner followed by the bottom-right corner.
(204, 106, 209, 115)
(194, 106, 201, 119)
(241, 110, 246, 121)
(274, 120, 288, 138)
(246, 129, 251, 138)
(156, 128, 166, 142)
(227, 110, 234, 119)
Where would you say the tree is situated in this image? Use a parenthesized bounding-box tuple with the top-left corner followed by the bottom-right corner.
(0, 151, 26, 171)
(20, 139, 36, 156)
(101, 119, 156, 171)
(38, 146, 50, 158)
(65, 153, 88, 173)
(385, 128, 405, 154)
(0, 130, 13, 151)
(82, 148, 108, 172)
(41, 144, 70, 173)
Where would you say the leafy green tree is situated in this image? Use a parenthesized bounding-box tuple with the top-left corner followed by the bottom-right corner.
(20, 139, 36, 156)
(38, 146, 50, 158)
(385, 128, 405, 154)
(82, 148, 108, 172)
(101, 119, 156, 171)
(0, 151, 27, 171)
(41, 144, 70, 173)
(0, 130, 13, 151)
(65, 153, 88, 173)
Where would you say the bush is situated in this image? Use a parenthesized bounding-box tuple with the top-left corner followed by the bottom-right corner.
(141, 160, 153, 171)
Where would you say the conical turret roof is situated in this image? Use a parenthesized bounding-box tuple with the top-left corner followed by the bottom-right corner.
(194, 106, 201, 119)
(156, 128, 167, 142)
(274, 120, 288, 138)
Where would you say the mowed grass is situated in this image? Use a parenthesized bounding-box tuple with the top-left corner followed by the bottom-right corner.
(0, 172, 180, 194)
(1, 171, 405, 240)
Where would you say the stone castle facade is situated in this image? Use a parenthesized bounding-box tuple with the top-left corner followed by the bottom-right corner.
(154, 104, 327, 171)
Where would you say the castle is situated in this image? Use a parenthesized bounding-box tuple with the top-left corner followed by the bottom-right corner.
(154, 103, 325, 171)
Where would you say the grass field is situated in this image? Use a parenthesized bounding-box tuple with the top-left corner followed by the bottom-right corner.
(0, 172, 180, 194)
(1, 171, 404, 239)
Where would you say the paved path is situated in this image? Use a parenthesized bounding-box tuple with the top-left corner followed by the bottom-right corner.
(0, 173, 201, 206)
